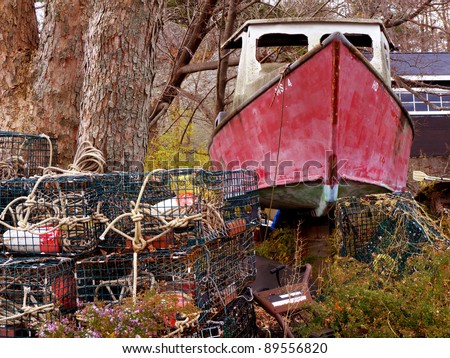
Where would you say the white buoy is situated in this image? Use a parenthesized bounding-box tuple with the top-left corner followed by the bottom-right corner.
(2, 227, 61, 254)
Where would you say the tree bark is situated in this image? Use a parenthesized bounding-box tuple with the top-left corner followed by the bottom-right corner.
(0, 0, 38, 131)
(31, 0, 87, 166)
(77, 0, 164, 171)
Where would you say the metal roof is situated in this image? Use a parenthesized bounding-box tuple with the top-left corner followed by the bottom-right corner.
(390, 52, 450, 76)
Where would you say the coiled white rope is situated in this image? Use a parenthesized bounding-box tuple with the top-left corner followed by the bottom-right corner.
(43, 141, 106, 175)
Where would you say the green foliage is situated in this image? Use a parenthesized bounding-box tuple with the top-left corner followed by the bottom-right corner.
(440, 215, 450, 239)
(36, 290, 199, 338)
(255, 227, 297, 266)
(145, 111, 209, 171)
(293, 244, 450, 337)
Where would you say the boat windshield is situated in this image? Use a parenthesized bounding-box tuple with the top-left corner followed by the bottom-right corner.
(256, 34, 308, 64)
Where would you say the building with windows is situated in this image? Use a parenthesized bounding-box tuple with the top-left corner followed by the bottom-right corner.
(391, 52, 450, 157)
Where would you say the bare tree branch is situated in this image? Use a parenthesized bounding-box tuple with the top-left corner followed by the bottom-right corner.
(178, 57, 239, 76)
(180, 84, 216, 144)
(149, 0, 219, 128)
(216, 0, 238, 115)
(237, 0, 263, 13)
(384, 0, 434, 28)
(408, 18, 450, 35)
(177, 87, 215, 120)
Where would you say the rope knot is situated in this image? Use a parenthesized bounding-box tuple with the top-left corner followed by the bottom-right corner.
(131, 210, 144, 223)
(24, 197, 37, 208)
(130, 209, 146, 252)
(132, 236, 147, 252)
(92, 212, 109, 224)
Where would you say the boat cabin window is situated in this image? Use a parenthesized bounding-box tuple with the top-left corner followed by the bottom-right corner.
(320, 33, 373, 60)
(256, 33, 308, 66)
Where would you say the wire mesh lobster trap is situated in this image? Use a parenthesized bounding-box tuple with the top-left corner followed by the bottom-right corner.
(193, 232, 256, 316)
(0, 256, 76, 337)
(96, 169, 259, 252)
(0, 174, 107, 256)
(0, 132, 57, 179)
(75, 232, 256, 320)
(194, 287, 257, 338)
(335, 193, 448, 274)
(75, 253, 157, 305)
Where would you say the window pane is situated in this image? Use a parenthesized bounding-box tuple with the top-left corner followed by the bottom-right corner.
(403, 103, 414, 111)
(413, 94, 423, 103)
(441, 95, 450, 102)
(400, 93, 413, 102)
(415, 102, 428, 111)
(428, 94, 441, 102)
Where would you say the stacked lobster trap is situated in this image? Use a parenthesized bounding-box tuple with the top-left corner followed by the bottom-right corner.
(96, 169, 259, 251)
(0, 131, 57, 180)
(0, 257, 76, 337)
(0, 172, 105, 336)
(0, 161, 260, 337)
(0, 132, 67, 337)
(0, 133, 90, 337)
(75, 232, 256, 318)
(0, 174, 107, 257)
(75, 168, 260, 337)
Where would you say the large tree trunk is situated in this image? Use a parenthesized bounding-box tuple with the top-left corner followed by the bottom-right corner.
(32, 0, 87, 166)
(77, 0, 163, 171)
(0, 0, 38, 131)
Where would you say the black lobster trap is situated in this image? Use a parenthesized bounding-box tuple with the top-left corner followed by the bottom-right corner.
(74, 253, 156, 306)
(0, 256, 76, 337)
(194, 287, 257, 338)
(75, 231, 256, 321)
(0, 174, 108, 256)
(335, 193, 448, 274)
(95, 169, 260, 252)
(0, 132, 57, 179)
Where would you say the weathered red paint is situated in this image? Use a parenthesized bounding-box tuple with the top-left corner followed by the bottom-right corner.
(209, 37, 413, 213)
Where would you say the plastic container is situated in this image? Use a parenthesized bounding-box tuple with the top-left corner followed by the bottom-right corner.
(152, 193, 197, 215)
(2, 227, 61, 254)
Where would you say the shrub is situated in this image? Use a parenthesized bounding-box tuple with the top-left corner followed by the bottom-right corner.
(255, 227, 298, 266)
(293, 243, 450, 338)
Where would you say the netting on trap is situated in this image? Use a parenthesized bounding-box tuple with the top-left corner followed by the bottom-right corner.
(75, 232, 256, 318)
(74, 253, 157, 306)
(95, 169, 259, 252)
(194, 287, 257, 338)
(0, 132, 58, 179)
(0, 174, 106, 256)
(193, 232, 256, 316)
(335, 193, 449, 273)
(0, 257, 76, 337)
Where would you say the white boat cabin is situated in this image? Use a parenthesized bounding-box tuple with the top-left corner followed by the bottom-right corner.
(222, 18, 394, 108)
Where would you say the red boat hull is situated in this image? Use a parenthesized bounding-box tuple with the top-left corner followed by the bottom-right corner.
(209, 37, 413, 214)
